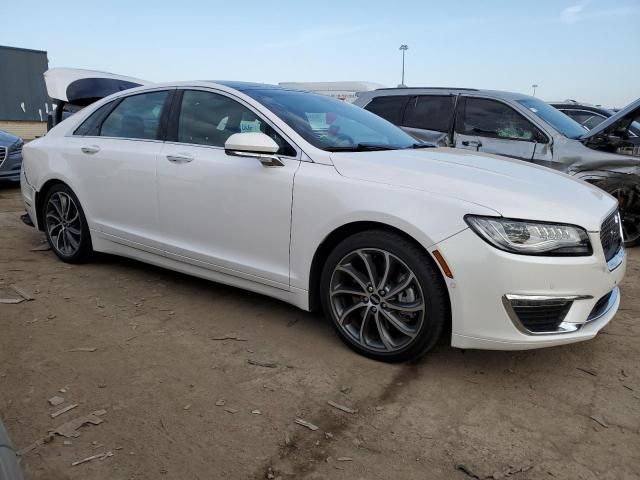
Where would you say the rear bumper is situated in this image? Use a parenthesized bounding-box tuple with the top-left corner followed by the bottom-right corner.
(20, 168, 39, 230)
(436, 228, 626, 350)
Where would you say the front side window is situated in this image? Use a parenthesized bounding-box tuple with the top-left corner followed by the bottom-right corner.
(177, 90, 296, 156)
(458, 98, 541, 142)
(403, 95, 455, 132)
(244, 89, 418, 151)
(100, 91, 168, 140)
(364, 96, 410, 125)
(517, 98, 587, 139)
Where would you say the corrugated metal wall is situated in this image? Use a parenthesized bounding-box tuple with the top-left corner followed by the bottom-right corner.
(0, 46, 49, 122)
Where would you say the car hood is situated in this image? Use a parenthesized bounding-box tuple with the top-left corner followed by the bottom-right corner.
(331, 147, 617, 231)
(581, 97, 640, 140)
(0, 130, 20, 145)
(44, 68, 149, 105)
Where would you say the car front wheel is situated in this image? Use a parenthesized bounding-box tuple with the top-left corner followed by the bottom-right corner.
(320, 230, 449, 362)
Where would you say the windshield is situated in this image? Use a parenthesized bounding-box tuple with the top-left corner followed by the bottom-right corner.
(517, 98, 587, 139)
(244, 89, 419, 151)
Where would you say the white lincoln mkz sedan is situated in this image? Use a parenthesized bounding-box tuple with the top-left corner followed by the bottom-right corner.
(21, 80, 626, 361)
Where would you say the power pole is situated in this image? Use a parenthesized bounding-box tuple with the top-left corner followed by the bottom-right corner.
(399, 44, 408, 87)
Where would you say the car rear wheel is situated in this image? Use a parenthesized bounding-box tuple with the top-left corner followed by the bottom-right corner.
(598, 178, 640, 247)
(44, 184, 93, 263)
(320, 230, 449, 362)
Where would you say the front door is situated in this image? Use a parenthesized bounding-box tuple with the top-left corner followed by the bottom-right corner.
(157, 89, 300, 287)
(454, 97, 542, 161)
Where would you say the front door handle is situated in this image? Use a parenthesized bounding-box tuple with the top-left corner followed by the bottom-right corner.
(81, 145, 100, 154)
(461, 140, 482, 147)
(166, 153, 194, 164)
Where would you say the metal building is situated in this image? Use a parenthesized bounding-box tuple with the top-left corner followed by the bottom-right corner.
(0, 45, 49, 140)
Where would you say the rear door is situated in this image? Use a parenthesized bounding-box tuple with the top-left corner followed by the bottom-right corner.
(454, 97, 543, 160)
(66, 89, 172, 251)
(401, 95, 455, 145)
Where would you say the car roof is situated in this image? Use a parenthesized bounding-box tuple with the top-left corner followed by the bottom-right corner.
(357, 87, 536, 102)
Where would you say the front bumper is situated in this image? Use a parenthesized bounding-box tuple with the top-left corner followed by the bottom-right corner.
(0, 151, 23, 182)
(436, 228, 626, 350)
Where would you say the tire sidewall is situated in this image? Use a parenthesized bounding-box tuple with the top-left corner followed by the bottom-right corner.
(43, 184, 93, 263)
(320, 231, 449, 362)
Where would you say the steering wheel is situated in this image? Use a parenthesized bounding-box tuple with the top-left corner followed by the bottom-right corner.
(334, 133, 355, 147)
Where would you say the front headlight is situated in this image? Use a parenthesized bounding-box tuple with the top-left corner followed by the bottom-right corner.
(465, 215, 592, 256)
(9, 140, 23, 154)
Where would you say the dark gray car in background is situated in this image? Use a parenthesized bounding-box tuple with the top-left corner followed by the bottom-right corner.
(354, 89, 640, 245)
(0, 419, 23, 480)
(0, 130, 23, 183)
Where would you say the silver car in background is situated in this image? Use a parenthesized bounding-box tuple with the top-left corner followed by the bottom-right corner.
(0, 130, 24, 183)
(354, 89, 640, 246)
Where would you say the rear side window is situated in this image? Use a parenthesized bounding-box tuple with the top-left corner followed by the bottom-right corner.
(73, 101, 116, 136)
(403, 95, 455, 132)
(100, 91, 168, 140)
(364, 96, 410, 125)
(176, 90, 296, 156)
(561, 110, 606, 130)
(458, 97, 541, 142)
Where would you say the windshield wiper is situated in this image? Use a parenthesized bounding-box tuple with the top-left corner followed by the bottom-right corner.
(409, 142, 436, 149)
(326, 143, 403, 152)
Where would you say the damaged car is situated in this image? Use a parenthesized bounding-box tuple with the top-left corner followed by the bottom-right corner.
(354, 89, 640, 246)
(21, 72, 626, 361)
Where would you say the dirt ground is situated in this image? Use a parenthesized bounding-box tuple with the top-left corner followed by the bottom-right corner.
(0, 182, 639, 480)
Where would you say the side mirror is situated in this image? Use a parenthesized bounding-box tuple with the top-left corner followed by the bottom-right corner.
(224, 132, 284, 167)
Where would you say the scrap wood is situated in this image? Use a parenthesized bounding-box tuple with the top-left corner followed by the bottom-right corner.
(10, 284, 35, 301)
(0, 297, 24, 304)
(294, 418, 319, 431)
(248, 358, 278, 368)
(48, 396, 65, 406)
(69, 347, 97, 352)
(16, 434, 54, 456)
(53, 412, 104, 438)
(71, 451, 113, 466)
(211, 335, 247, 341)
(455, 463, 480, 479)
(327, 400, 358, 414)
(590, 414, 608, 428)
(31, 243, 51, 252)
(50, 403, 79, 418)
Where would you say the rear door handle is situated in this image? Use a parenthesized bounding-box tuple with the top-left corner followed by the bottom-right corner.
(461, 140, 482, 147)
(81, 145, 100, 154)
(166, 153, 194, 164)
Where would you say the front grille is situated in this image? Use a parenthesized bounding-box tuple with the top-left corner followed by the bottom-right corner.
(0, 146, 6, 167)
(509, 298, 573, 333)
(600, 211, 622, 262)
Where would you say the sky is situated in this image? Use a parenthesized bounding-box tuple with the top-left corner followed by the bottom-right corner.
(1, 0, 639, 108)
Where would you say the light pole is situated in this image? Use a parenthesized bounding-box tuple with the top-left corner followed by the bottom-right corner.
(531, 84, 538, 96)
(399, 44, 408, 87)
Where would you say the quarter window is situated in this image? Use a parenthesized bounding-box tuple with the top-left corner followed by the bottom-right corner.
(458, 98, 541, 142)
(73, 101, 117, 136)
(100, 91, 168, 140)
(403, 95, 455, 132)
(177, 90, 296, 156)
(364, 96, 410, 125)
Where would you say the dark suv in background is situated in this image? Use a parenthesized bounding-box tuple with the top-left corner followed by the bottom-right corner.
(354, 88, 640, 246)
(550, 100, 640, 136)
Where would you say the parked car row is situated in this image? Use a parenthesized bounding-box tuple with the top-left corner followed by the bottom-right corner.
(354, 89, 640, 246)
(20, 71, 626, 361)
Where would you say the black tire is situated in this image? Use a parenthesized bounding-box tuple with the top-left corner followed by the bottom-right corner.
(597, 178, 640, 247)
(43, 183, 93, 263)
(320, 230, 449, 362)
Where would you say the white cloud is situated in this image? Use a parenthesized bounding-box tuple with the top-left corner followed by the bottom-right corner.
(559, 2, 640, 24)
(560, 4, 586, 24)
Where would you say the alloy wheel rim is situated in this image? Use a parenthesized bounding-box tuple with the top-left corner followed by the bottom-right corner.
(610, 186, 640, 243)
(329, 248, 426, 353)
(46, 192, 82, 256)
